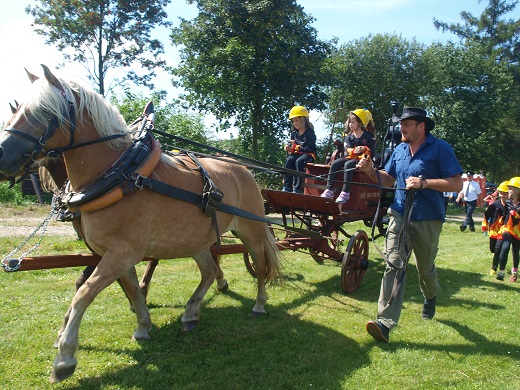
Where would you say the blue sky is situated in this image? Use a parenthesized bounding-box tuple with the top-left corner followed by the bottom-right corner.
(0, 0, 516, 138)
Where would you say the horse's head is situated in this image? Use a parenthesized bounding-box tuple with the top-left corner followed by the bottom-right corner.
(0, 65, 76, 176)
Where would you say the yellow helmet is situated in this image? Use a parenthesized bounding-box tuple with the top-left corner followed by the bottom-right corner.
(508, 176, 520, 189)
(364, 109, 373, 123)
(288, 105, 309, 119)
(497, 181, 510, 192)
(352, 108, 369, 126)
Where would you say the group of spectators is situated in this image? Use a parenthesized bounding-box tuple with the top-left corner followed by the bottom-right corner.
(482, 177, 520, 282)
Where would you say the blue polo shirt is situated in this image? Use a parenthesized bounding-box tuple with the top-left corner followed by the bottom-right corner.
(385, 133, 462, 222)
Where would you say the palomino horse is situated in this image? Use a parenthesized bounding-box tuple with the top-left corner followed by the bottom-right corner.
(0, 65, 282, 383)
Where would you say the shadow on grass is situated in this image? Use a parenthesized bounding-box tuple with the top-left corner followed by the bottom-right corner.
(385, 318, 520, 361)
(68, 285, 369, 390)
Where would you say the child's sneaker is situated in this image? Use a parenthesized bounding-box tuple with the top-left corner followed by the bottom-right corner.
(320, 189, 334, 198)
(335, 191, 350, 204)
(497, 271, 505, 281)
(510, 268, 518, 282)
(490, 269, 496, 276)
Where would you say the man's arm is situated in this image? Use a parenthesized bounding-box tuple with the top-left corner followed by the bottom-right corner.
(421, 175, 463, 193)
(356, 156, 396, 187)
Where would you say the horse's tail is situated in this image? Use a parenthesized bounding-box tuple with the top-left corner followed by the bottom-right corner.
(263, 224, 283, 284)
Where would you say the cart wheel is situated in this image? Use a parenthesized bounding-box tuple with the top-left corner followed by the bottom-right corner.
(341, 230, 369, 294)
(243, 252, 257, 277)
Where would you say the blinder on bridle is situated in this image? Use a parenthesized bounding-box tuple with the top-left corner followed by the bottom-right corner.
(4, 92, 77, 183)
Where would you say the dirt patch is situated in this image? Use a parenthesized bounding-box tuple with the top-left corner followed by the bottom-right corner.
(0, 205, 76, 237)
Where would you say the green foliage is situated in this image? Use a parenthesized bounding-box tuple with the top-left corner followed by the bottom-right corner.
(170, 0, 334, 161)
(423, 42, 520, 180)
(26, 0, 172, 95)
(431, 0, 520, 182)
(433, 0, 520, 66)
(0, 182, 37, 205)
(110, 91, 214, 153)
(324, 34, 427, 154)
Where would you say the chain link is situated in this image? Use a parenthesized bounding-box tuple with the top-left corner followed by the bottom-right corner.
(1, 196, 58, 272)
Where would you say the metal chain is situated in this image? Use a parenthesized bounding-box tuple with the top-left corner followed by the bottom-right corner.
(1, 196, 58, 272)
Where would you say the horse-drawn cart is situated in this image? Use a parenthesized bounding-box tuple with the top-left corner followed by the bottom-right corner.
(0, 65, 405, 383)
(3, 162, 392, 295)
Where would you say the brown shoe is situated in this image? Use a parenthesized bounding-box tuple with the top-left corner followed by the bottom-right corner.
(366, 320, 389, 343)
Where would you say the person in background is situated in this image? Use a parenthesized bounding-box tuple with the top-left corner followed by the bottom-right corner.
(483, 181, 510, 276)
(320, 109, 375, 203)
(483, 190, 498, 206)
(456, 171, 482, 232)
(495, 177, 520, 282)
(443, 191, 451, 215)
(283, 106, 317, 193)
(356, 107, 463, 343)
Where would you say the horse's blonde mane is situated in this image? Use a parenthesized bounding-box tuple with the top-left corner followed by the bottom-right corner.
(38, 165, 60, 194)
(27, 76, 132, 150)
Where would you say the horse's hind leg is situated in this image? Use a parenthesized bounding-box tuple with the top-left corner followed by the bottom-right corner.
(213, 254, 229, 292)
(139, 259, 159, 300)
(181, 249, 219, 331)
(235, 224, 282, 317)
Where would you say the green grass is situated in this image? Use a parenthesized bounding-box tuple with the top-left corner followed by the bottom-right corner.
(0, 207, 519, 389)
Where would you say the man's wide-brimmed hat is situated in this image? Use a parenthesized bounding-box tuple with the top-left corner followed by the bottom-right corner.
(393, 107, 435, 132)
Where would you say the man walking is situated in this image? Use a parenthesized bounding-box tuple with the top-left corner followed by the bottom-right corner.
(457, 171, 482, 232)
(356, 107, 463, 343)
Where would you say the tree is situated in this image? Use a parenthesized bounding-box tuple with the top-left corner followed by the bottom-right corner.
(432, 0, 520, 181)
(324, 34, 428, 155)
(26, 0, 172, 96)
(422, 42, 520, 180)
(111, 91, 213, 153)
(170, 0, 333, 162)
(433, 0, 520, 66)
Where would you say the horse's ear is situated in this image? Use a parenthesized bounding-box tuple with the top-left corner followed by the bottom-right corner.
(41, 64, 64, 93)
(25, 68, 39, 83)
(9, 102, 16, 114)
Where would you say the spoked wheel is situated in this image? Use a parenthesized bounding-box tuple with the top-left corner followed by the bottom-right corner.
(341, 230, 369, 294)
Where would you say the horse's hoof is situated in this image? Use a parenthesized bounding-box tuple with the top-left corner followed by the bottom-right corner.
(49, 363, 76, 383)
(251, 310, 268, 318)
(217, 281, 229, 293)
(132, 330, 152, 341)
(181, 320, 199, 331)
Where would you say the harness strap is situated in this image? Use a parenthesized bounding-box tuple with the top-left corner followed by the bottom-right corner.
(76, 140, 162, 212)
(185, 151, 224, 247)
(133, 175, 322, 239)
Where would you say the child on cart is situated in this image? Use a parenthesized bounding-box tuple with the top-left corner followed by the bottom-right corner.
(320, 109, 375, 203)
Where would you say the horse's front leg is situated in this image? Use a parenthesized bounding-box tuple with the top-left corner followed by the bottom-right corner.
(181, 249, 219, 331)
(50, 256, 137, 383)
(118, 266, 152, 340)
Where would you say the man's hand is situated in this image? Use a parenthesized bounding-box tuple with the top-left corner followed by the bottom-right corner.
(356, 155, 372, 173)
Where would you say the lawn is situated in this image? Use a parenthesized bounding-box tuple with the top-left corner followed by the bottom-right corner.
(0, 205, 518, 389)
